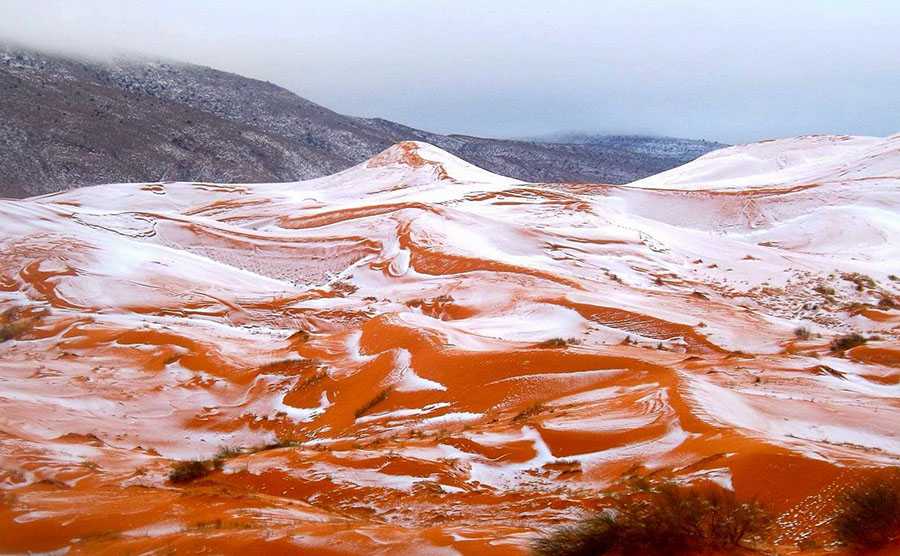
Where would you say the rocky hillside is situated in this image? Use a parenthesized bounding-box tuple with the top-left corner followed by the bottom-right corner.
(0, 45, 725, 197)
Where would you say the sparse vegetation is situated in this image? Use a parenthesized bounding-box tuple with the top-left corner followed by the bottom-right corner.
(260, 435, 302, 450)
(830, 333, 867, 352)
(297, 369, 327, 390)
(254, 357, 319, 375)
(815, 285, 836, 296)
(214, 445, 244, 460)
(532, 483, 770, 556)
(354, 388, 390, 418)
(603, 269, 623, 284)
(0, 308, 36, 343)
(169, 441, 278, 484)
(535, 338, 568, 349)
(793, 326, 812, 340)
(168, 459, 221, 484)
(513, 402, 548, 422)
(842, 272, 876, 291)
(833, 474, 900, 549)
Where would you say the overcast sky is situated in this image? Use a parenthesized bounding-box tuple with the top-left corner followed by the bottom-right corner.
(2, 0, 898, 143)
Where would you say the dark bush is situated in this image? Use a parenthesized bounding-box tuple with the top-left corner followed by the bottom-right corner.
(168, 459, 219, 484)
(535, 338, 568, 349)
(532, 483, 770, 556)
(833, 476, 900, 549)
(354, 388, 390, 418)
(214, 446, 243, 460)
(815, 285, 836, 296)
(513, 402, 547, 422)
(533, 514, 618, 556)
(830, 333, 867, 352)
(0, 314, 34, 343)
(794, 327, 811, 340)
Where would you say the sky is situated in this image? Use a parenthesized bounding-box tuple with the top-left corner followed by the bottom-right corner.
(1, 0, 898, 143)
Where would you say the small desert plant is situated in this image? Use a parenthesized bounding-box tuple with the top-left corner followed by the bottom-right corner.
(533, 514, 618, 556)
(532, 483, 770, 556)
(794, 327, 812, 340)
(815, 285, 836, 296)
(168, 459, 221, 484)
(535, 338, 568, 349)
(833, 475, 900, 549)
(260, 432, 303, 450)
(842, 272, 876, 291)
(0, 323, 19, 343)
(296, 369, 327, 390)
(0, 313, 34, 343)
(830, 333, 867, 352)
(513, 402, 547, 422)
(354, 388, 390, 418)
(214, 445, 244, 460)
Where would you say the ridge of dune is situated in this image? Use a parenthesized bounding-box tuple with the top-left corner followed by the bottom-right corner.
(626, 133, 900, 190)
(1, 135, 899, 554)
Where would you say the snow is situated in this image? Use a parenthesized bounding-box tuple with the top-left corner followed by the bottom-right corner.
(390, 350, 447, 392)
(1, 134, 899, 538)
(626, 134, 891, 190)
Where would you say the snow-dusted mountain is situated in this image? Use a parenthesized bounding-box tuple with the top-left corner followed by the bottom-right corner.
(0, 45, 724, 197)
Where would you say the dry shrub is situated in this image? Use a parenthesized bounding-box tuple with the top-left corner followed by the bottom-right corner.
(533, 514, 618, 556)
(815, 285, 836, 296)
(532, 483, 770, 556)
(0, 308, 36, 342)
(513, 402, 547, 422)
(841, 272, 876, 291)
(168, 459, 220, 484)
(833, 474, 900, 549)
(830, 333, 867, 352)
(354, 388, 390, 418)
(535, 338, 568, 349)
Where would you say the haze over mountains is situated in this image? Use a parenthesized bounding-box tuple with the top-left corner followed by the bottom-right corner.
(0, 45, 724, 198)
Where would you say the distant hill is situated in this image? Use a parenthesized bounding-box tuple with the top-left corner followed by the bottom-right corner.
(0, 45, 726, 197)
(531, 132, 725, 160)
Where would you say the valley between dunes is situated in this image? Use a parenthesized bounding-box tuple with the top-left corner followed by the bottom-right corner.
(1, 136, 899, 554)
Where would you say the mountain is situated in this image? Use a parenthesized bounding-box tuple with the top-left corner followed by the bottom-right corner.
(532, 131, 725, 160)
(0, 45, 724, 197)
(1, 136, 897, 553)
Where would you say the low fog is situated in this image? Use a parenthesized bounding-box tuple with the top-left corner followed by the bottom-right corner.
(2, 0, 898, 143)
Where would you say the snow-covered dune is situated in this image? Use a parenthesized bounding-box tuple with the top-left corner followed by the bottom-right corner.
(1, 137, 898, 554)
(627, 134, 900, 190)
